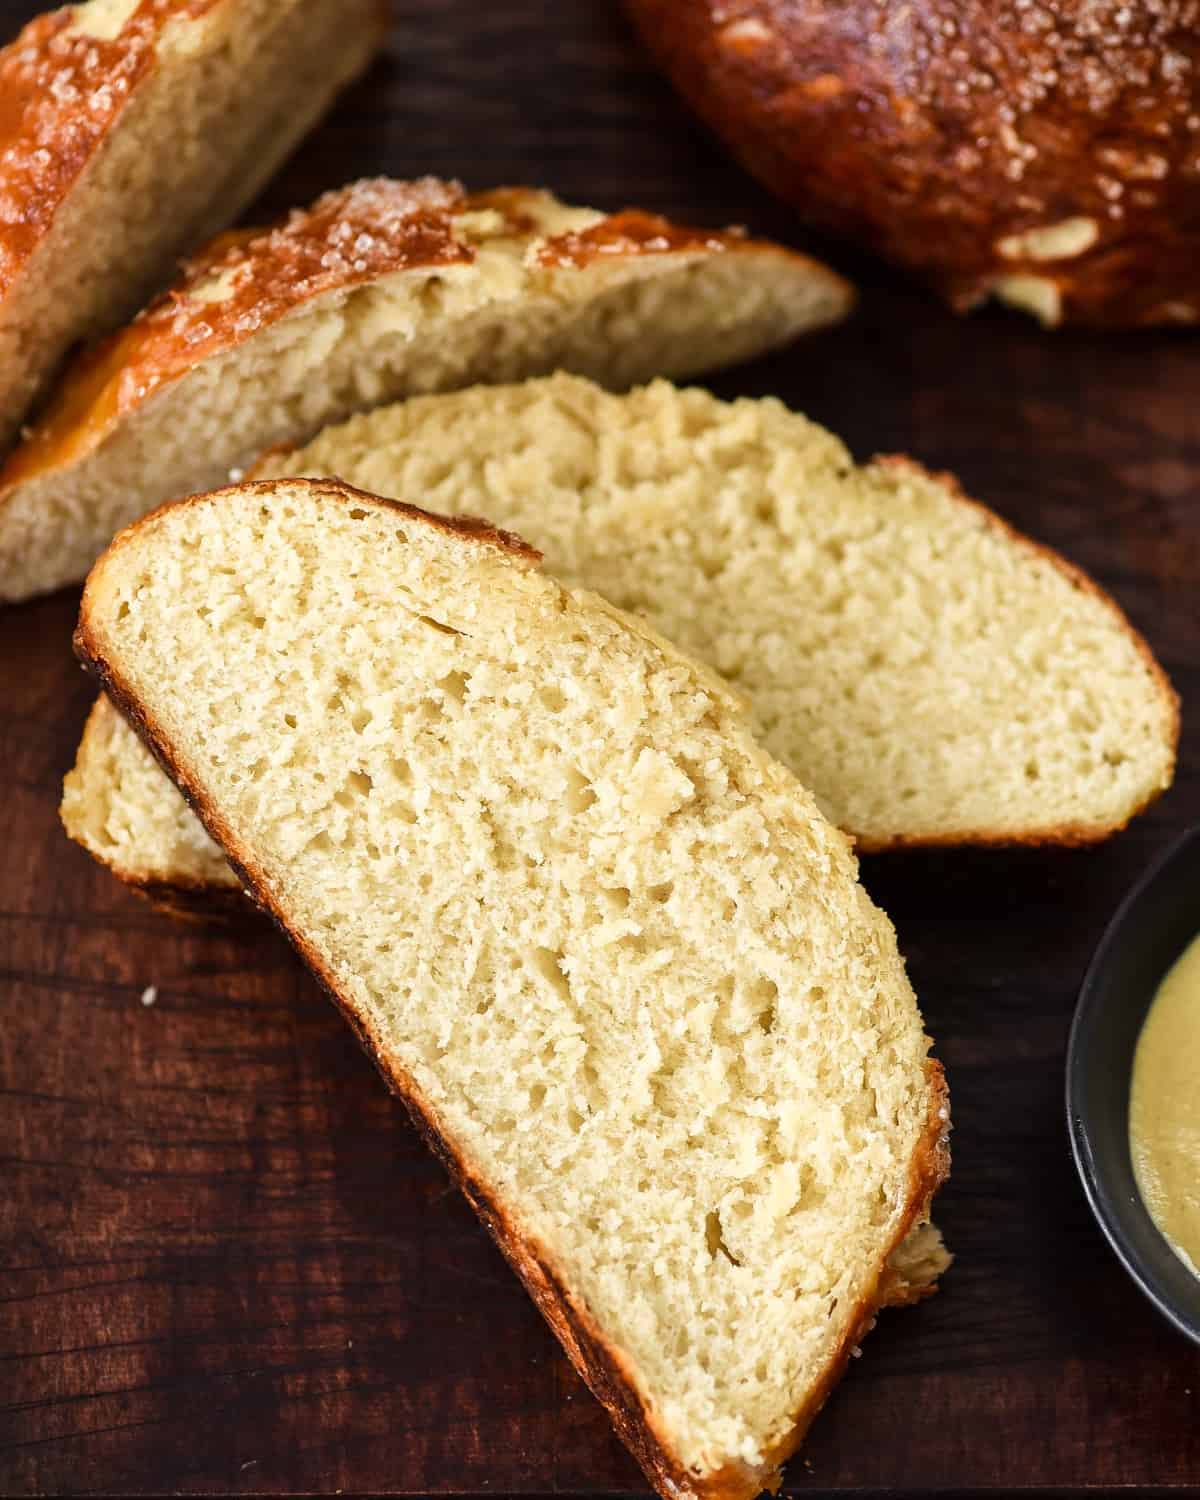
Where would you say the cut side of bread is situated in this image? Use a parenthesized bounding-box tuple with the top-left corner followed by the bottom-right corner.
(62, 375, 1177, 908)
(0, 0, 385, 453)
(0, 177, 851, 602)
(62, 693, 248, 920)
(75, 477, 949, 1500)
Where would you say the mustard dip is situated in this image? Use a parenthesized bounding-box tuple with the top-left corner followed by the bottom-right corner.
(1130, 932, 1200, 1279)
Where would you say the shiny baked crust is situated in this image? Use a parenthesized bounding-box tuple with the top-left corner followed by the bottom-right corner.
(0, 176, 850, 492)
(625, 0, 1200, 326)
(0, 2, 220, 292)
(0, 0, 387, 452)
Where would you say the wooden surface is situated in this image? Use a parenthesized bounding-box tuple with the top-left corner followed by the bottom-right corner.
(2, 0, 1199, 1494)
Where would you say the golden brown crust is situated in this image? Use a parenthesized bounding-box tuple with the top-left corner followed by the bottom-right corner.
(73, 480, 949, 1500)
(537, 208, 751, 268)
(0, 1, 226, 293)
(624, 0, 1200, 326)
(0, 1, 392, 301)
(0, 177, 849, 493)
(852, 454, 1179, 852)
(0, 177, 472, 487)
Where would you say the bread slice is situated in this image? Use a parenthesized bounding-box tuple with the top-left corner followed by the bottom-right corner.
(62, 693, 248, 920)
(0, 178, 850, 602)
(75, 476, 949, 1500)
(0, 0, 385, 453)
(61, 375, 1177, 909)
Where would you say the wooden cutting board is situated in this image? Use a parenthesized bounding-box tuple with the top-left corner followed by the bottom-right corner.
(1, 0, 1198, 1493)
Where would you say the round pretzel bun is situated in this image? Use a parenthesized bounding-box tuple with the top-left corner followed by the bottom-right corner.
(625, 0, 1200, 327)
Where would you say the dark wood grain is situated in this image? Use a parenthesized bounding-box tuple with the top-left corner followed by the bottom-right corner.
(1, 1, 1199, 1494)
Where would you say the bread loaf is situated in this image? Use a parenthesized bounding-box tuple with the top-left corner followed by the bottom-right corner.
(0, 0, 385, 451)
(62, 375, 1177, 913)
(625, 0, 1200, 327)
(0, 177, 850, 602)
(74, 475, 949, 1500)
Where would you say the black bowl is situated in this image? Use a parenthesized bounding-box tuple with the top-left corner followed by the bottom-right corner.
(1067, 825, 1200, 1347)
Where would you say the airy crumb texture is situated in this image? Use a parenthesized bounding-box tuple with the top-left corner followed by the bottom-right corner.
(77, 479, 947, 1500)
(64, 374, 1175, 882)
(0, 179, 849, 601)
(61, 375, 1177, 894)
(255, 377, 1174, 846)
(0, 0, 383, 451)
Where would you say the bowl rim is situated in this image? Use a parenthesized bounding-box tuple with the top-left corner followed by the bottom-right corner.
(1066, 822, 1200, 1349)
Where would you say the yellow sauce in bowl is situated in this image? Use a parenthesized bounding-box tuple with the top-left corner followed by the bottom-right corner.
(1130, 932, 1200, 1279)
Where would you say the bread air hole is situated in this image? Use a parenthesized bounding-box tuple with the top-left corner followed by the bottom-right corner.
(418, 613, 461, 637)
(753, 976, 778, 1034)
(437, 670, 469, 705)
(335, 769, 373, 806)
(564, 766, 595, 814)
(705, 1210, 742, 1267)
(531, 946, 571, 1002)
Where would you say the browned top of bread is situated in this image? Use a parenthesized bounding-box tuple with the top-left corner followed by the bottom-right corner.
(0, 2, 227, 292)
(534, 207, 752, 267)
(625, 0, 1200, 326)
(0, 176, 821, 489)
(0, 178, 471, 483)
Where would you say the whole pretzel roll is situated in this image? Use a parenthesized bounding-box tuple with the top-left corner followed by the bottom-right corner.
(624, 0, 1200, 327)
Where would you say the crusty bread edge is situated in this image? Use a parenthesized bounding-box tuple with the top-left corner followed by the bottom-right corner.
(61, 803, 251, 924)
(0, 0, 392, 453)
(0, 201, 851, 510)
(59, 697, 247, 923)
(74, 478, 949, 1500)
(852, 454, 1180, 852)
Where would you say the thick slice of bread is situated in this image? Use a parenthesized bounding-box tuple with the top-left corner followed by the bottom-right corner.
(62, 376, 1177, 908)
(0, 178, 850, 602)
(75, 477, 949, 1500)
(0, 0, 385, 453)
